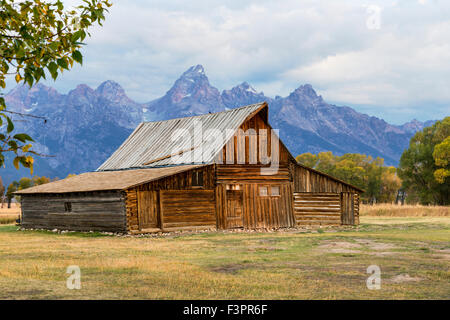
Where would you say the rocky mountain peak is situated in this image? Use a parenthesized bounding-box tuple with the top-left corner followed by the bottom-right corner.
(287, 84, 324, 106)
(236, 82, 258, 93)
(293, 84, 319, 97)
(5, 83, 61, 112)
(95, 80, 127, 101)
(69, 84, 94, 96)
(221, 81, 266, 109)
(397, 118, 435, 134)
(182, 64, 206, 77)
(165, 65, 220, 105)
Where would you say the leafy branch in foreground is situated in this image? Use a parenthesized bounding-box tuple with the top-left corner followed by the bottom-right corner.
(0, 0, 111, 173)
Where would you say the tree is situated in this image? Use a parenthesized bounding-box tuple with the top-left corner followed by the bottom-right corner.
(5, 180, 18, 208)
(379, 167, 401, 203)
(32, 175, 50, 185)
(0, 175, 4, 207)
(398, 117, 450, 205)
(295, 151, 402, 203)
(296, 152, 318, 168)
(433, 136, 450, 184)
(0, 0, 111, 174)
(17, 176, 32, 190)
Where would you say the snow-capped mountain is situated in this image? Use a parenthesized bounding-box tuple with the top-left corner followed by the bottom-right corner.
(1, 65, 435, 184)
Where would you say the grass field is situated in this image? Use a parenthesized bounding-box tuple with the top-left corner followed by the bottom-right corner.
(0, 203, 20, 225)
(360, 203, 450, 217)
(0, 211, 449, 299)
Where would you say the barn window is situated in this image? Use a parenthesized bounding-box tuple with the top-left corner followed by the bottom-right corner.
(271, 186, 280, 196)
(259, 186, 268, 196)
(192, 171, 203, 187)
(64, 202, 72, 212)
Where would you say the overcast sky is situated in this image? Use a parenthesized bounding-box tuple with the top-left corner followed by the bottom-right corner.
(10, 0, 450, 124)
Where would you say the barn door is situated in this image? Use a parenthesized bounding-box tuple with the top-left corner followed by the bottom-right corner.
(137, 190, 159, 230)
(226, 185, 244, 228)
(341, 192, 355, 225)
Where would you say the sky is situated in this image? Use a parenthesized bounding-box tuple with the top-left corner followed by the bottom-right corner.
(8, 0, 450, 124)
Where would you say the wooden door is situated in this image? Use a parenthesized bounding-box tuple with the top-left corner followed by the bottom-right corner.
(226, 189, 244, 228)
(137, 190, 159, 230)
(341, 192, 355, 225)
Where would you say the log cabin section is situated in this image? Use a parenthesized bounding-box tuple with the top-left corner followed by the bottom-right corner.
(16, 102, 363, 233)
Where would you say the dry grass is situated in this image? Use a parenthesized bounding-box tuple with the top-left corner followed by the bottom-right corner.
(0, 216, 449, 300)
(0, 203, 20, 224)
(360, 203, 450, 217)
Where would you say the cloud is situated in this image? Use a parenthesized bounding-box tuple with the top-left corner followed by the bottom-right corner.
(6, 0, 449, 123)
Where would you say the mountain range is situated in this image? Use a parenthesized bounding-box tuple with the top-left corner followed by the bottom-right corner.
(2, 64, 435, 185)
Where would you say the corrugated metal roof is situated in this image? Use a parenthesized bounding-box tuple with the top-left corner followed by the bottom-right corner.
(15, 164, 207, 194)
(97, 102, 266, 171)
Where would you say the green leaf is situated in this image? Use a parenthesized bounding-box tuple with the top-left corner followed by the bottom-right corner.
(13, 133, 34, 143)
(72, 50, 83, 64)
(6, 116, 14, 133)
(57, 58, 68, 70)
(25, 71, 34, 87)
(72, 30, 83, 42)
(47, 62, 58, 80)
(8, 140, 18, 150)
(49, 41, 59, 52)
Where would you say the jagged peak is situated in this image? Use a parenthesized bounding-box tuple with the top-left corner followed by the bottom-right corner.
(237, 81, 258, 93)
(293, 84, 316, 96)
(95, 80, 126, 97)
(177, 65, 208, 82)
(7, 83, 58, 99)
(68, 84, 95, 97)
(183, 64, 205, 76)
(289, 84, 324, 103)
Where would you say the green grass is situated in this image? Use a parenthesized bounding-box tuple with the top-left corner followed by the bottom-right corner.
(0, 216, 449, 299)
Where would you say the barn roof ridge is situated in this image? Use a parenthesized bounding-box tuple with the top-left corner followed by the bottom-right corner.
(96, 102, 268, 171)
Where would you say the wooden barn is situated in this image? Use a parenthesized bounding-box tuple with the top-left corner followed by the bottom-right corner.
(16, 102, 362, 233)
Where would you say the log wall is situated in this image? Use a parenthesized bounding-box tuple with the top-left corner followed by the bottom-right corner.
(21, 191, 127, 232)
(293, 193, 341, 226)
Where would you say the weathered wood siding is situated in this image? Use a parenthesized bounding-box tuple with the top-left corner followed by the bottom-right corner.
(21, 191, 127, 232)
(132, 165, 215, 191)
(125, 188, 139, 232)
(293, 193, 341, 226)
(215, 164, 295, 229)
(341, 192, 359, 225)
(291, 163, 361, 226)
(292, 164, 359, 193)
(217, 164, 290, 183)
(215, 113, 292, 166)
(160, 190, 216, 231)
(125, 165, 216, 233)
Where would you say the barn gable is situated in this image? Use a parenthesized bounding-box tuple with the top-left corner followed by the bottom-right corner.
(97, 102, 269, 171)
